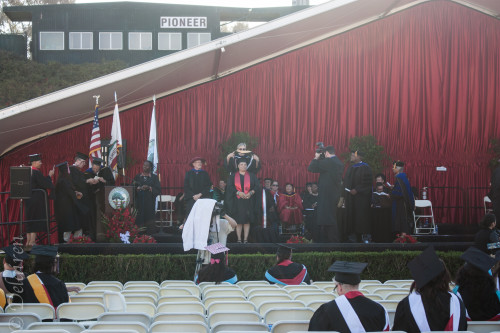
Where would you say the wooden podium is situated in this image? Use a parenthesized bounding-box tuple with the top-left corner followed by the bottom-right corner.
(95, 186, 135, 242)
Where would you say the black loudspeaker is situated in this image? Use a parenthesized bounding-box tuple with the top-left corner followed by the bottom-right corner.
(10, 167, 32, 199)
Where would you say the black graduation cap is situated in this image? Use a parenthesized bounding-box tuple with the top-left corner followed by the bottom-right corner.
(75, 152, 88, 161)
(29, 154, 42, 163)
(31, 245, 58, 263)
(408, 246, 444, 289)
(461, 247, 497, 273)
(92, 157, 103, 166)
(328, 261, 367, 285)
(276, 244, 293, 258)
(393, 161, 405, 167)
(236, 156, 251, 166)
(56, 162, 69, 173)
(2, 245, 30, 261)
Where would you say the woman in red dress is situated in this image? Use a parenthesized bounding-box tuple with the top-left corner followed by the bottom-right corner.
(278, 183, 303, 226)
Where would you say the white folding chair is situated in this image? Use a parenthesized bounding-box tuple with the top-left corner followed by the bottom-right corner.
(70, 295, 105, 304)
(157, 295, 200, 304)
(27, 322, 86, 333)
(123, 294, 156, 305)
(122, 290, 159, 300)
(207, 301, 256, 315)
(88, 321, 148, 333)
(103, 291, 127, 312)
(11, 330, 70, 333)
(156, 194, 175, 227)
(159, 287, 196, 297)
(97, 312, 151, 326)
(258, 300, 306, 316)
(208, 310, 261, 327)
(211, 321, 269, 333)
(156, 301, 205, 314)
(375, 300, 399, 310)
(247, 288, 288, 298)
(153, 312, 206, 324)
(124, 302, 156, 316)
(271, 320, 310, 333)
(123, 285, 160, 293)
(414, 199, 436, 234)
(467, 321, 500, 333)
(124, 281, 159, 287)
(384, 292, 408, 301)
(0, 313, 41, 329)
(150, 320, 209, 333)
(237, 281, 270, 288)
(485, 196, 493, 214)
(160, 280, 196, 288)
(264, 307, 314, 325)
(364, 293, 384, 301)
(249, 294, 293, 307)
(203, 295, 247, 307)
(294, 293, 334, 304)
(87, 281, 123, 288)
(83, 285, 122, 292)
(383, 279, 413, 287)
(362, 284, 397, 293)
(5, 303, 55, 320)
(56, 302, 106, 321)
(204, 288, 245, 299)
(372, 288, 407, 298)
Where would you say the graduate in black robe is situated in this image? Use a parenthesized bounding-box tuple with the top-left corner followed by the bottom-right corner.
(15, 246, 69, 308)
(25, 154, 55, 247)
(393, 247, 467, 332)
(473, 214, 499, 255)
(265, 245, 310, 285)
(302, 183, 320, 239)
(343, 150, 373, 243)
(69, 152, 92, 237)
(133, 160, 161, 229)
(224, 158, 261, 243)
(454, 247, 500, 321)
(184, 157, 212, 218)
(371, 182, 393, 243)
(55, 162, 88, 243)
(307, 146, 344, 242)
(309, 261, 389, 332)
(253, 186, 279, 243)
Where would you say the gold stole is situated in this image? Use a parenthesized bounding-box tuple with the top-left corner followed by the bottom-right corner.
(27, 274, 53, 306)
(0, 288, 6, 309)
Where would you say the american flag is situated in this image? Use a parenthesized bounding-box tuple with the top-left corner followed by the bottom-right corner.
(89, 105, 102, 164)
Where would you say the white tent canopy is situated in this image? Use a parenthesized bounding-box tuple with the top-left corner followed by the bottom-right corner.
(0, 0, 498, 157)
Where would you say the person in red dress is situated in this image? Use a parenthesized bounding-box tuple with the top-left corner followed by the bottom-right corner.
(278, 183, 303, 226)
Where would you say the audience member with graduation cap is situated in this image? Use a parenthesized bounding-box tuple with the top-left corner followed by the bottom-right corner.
(196, 245, 237, 284)
(309, 260, 389, 332)
(0, 245, 29, 296)
(55, 162, 88, 243)
(25, 153, 55, 248)
(265, 244, 310, 285)
(15, 246, 71, 308)
(453, 247, 500, 321)
(393, 247, 467, 332)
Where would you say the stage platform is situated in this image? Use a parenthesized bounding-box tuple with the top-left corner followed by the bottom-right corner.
(58, 236, 474, 255)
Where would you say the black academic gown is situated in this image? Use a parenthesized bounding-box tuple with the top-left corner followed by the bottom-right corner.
(302, 193, 320, 236)
(225, 172, 261, 225)
(184, 169, 212, 216)
(253, 188, 279, 242)
(457, 281, 500, 320)
(69, 165, 91, 233)
(309, 292, 388, 332)
(393, 293, 468, 333)
(133, 173, 161, 226)
(17, 273, 69, 309)
(344, 162, 373, 236)
(84, 167, 115, 237)
(474, 228, 499, 254)
(307, 157, 344, 240)
(55, 177, 87, 233)
(265, 260, 311, 285)
(25, 168, 54, 233)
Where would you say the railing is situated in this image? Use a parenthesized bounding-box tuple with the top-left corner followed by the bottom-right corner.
(0, 189, 51, 247)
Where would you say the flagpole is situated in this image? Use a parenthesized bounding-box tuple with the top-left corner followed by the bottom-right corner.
(153, 95, 161, 183)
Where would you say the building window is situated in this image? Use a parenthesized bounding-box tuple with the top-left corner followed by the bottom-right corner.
(129, 32, 152, 50)
(187, 33, 211, 48)
(158, 33, 182, 50)
(99, 32, 123, 50)
(69, 32, 93, 50)
(39, 32, 64, 50)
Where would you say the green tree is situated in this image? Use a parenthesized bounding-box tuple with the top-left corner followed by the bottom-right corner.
(341, 135, 391, 175)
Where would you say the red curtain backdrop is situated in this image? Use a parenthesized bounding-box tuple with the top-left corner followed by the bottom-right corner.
(1, 1, 499, 243)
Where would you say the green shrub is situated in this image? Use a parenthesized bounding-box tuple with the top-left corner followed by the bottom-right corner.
(2, 250, 464, 283)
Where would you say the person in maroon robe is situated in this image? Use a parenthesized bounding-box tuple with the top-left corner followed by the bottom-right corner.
(278, 183, 303, 226)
